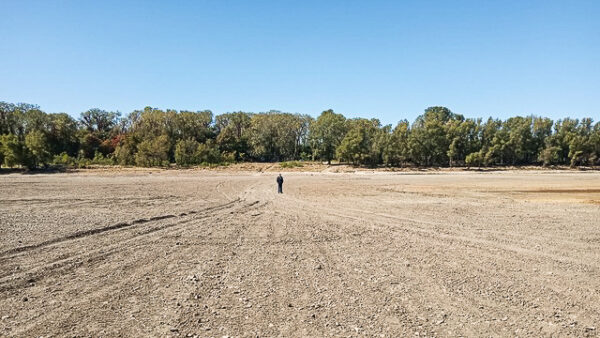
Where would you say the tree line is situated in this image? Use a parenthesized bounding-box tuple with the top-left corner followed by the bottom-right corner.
(1, 102, 598, 169)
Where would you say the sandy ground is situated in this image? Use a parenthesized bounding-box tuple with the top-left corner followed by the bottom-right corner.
(1, 169, 599, 337)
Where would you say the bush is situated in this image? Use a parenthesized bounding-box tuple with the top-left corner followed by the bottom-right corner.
(280, 161, 304, 168)
(90, 151, 115, 165)
(220, 151, 236, 164)
(465, 151, 483, 168)
(52, 152, 77, 167)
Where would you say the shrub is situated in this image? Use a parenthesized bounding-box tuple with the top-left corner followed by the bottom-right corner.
(52, 152, 77, 167)
(90, 151, 115, 165)
(280, 161, 304, 168)
(465, 151, 483, 168)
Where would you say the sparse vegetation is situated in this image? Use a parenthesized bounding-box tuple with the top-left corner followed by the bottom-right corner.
(279, 161, 304, 168)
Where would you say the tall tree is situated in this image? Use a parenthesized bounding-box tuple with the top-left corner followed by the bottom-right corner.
(447, 118, 481, 167)
(247, 111, 310, 161)
(384, 120, 410, 166)
(409, 107, 461, 166)
(336, 118, 381, 166)
(79, 109, 121, 138)
(135, 134, 170, 167)
(0, 134, 29, 168)
(48, 113, 79, 156)
(309, 109, 347, 164)
(25, 130, 52, 168)
(215, 112, 252, 160)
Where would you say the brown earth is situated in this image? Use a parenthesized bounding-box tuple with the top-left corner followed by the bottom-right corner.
(1, 169, 599, 337)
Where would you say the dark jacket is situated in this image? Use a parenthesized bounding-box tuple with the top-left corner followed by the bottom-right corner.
(277, 176, 283, 185)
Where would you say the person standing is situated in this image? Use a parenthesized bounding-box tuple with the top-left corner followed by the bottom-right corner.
(276, 174, 284, 194)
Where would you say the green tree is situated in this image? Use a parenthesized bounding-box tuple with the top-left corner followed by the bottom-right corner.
(48, 113, 79, 156)
(309, 109, 347, 164)
(373, 124, 392, 166)
(175, 138, 200, 166)
(79, 133, 103, 159)
(1, 99, 599, 169)
(590, 122, 600, 165)
(409, 107, 461, 166)
(80, 108, 121, 139)
(0, 134, 30, 168)
(336, 118, 381, 166)
(195, 139, 221, 164)
(215, 112, 252, 160)
(114, 135, 137, 165)
(484, 127, 509, 165)
(129, 107, 179, 161)
(0, 137, 4, 166)
(22, 108, 50, 136)
(531, 117, 554, 163)
(247, 111, 310, 161)
(25, 130, 52, 168)
(175, 110, 214, 142)
(447, 118, 481, 167)
(135, 135, 170, 167)
(0, 102, 35, 136)
(384, 120, 410, 166)
(567, 118, 594, 167)
(0, 102, 16, 135)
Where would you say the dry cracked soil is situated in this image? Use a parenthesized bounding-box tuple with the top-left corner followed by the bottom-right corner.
(1, 169, 599, 337)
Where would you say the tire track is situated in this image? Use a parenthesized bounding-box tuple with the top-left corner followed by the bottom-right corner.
(0, 199, 240, 259)
(7, 198, 268, 336)
(0, 199, 261, 292)
(281, 190, 600, 271)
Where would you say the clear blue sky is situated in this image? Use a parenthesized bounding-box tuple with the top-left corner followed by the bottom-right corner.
(1, 0, 598, 125)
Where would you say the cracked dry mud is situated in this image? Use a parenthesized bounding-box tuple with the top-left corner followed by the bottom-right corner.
(1, 170, 599, 337)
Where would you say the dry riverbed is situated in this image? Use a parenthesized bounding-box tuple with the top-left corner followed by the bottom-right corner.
(1, 169, 599, 336)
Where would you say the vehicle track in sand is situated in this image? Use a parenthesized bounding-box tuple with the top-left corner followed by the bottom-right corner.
(0, 199, 255, 291)
(1, 171, 600, 337)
